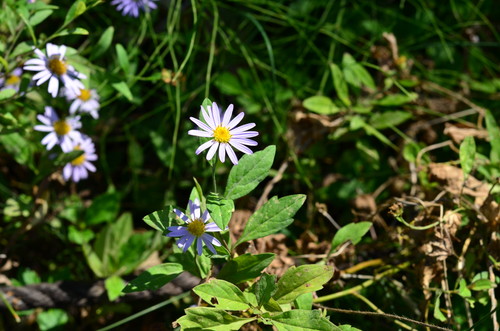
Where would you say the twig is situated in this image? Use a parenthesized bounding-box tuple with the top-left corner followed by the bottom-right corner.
(255, 159, 288, 210)
(314, 303, 453, 331)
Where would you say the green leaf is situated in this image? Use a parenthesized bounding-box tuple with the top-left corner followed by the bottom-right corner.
(68, 226, 94, 244)
(433, 293, 447, 322)
(193, 279, 250, 310)
(337, 325, 363, 331)
(176, 307, 255, 330)
(115, 44, 130, 74)
(255, 273, 277, 307)
(369, 110, 413, 129)
(0, 88, 16, 100)
(218, 253, 275, 284)
(37, 309, 69, 331)
(236, 194, 306, 246)
(470, 279, 496, 291)
(273, 265, 334, 304)
(460, 136, 476, 176)
(458, 279, 472, 298)
(53, 149, 84, 167)
(122, 263, 183, 293)
(372, 93, 418, 106)
(92, 26, 114, 59)
(11, 42, 33, 57)
(112, 81, 133, 101)
(29, 9, 53, 26)
(84, 191, 120, 225)
(51, 27, 89, 38)
(266, 309, 338, 331)
(225, 145, 276, 200)
(206, 193, 234, 230)
(64, 0, 86, 26)
(330, 63, 351, 106)
(485, 109, 500, 163)
(105, 275, 125, 301)
(143, 206, 173, 232)
(331, 222, 372, 252)
(294, 292, 313, 310)
(214, 72, 243, 95)
(342, 53, 375, 90)
(303, 96, 339, 115)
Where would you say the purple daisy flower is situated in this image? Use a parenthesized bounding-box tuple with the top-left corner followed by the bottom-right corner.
(34, 106, 82, 152)
(111, 0, 158, 17)
(188, 102, 259, 165)
(65, 87, 100, 119)
(0, 68, 23, 93)
(167, 199, 223, 256)
(63, 136, 97, 183)
(23, 43, 86, 98)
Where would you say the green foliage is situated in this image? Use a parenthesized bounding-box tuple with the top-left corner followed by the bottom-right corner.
(176, 307, 256, 330)
(217, 253, 275, 284)
(225, 145, 276, 200)
(330, 222, 372, 252)
(122, 263, 183, 293)
(235, 194, 306, 246)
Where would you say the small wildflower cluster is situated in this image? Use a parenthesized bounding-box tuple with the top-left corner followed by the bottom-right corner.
(167, 101, 258, 255)
(21, 43, 100, 183)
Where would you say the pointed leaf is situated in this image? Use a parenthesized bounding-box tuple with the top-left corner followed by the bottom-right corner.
(303, 96, 339, 115)
(485, 109, 500, 163)
(176, 307, 255, 330)
(143, 206, 174, 233)
(193, 279, 250, 310)
(225, 145, 276, 200)
(330, 63, 351, 106)
(267, 309, 339, 331)
(235, 195, 306, 246)
(122, 263, 183, 293)
(64, 0, 86, 25)
(460, 136, 476, 176)
(273, 265, 334, 304)
(218, 253, 275, 284)
(255, 273, 277, 307)
(331, 222, 372, 252)
(206, 193, 234, 230)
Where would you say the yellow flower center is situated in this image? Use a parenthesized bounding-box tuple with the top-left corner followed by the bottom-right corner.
(5, 75, 20, 86)
(187, 219, 206, 237)
(53, 120, 71, 136)
(48, 56, 67, 76)
(78, 89, 92, 101)
(213, 126, 231, 143)
(71, 146, 86, 166)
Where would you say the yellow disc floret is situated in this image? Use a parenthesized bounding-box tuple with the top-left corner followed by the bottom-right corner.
(187, 218, 206, 237)
(5, 75, 21, 86)
(78, 89, 92, 101)
(48, 55, 67, 76)
(53, 120, 71, 136)
(213, 126, 231, 143)
(71, 146, 86, 166)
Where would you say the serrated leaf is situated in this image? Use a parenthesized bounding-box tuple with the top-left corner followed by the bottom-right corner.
(303, 96, 339, 115)
(122, 263, 183, 293)
(143, 207, 173, 232)
(64, 0, 86, 26)
(254, 273, 277, 307)
(460, 136, 476, 176)
(112, 81, 133, 101)
(218, 253, 275, 284)
(176, 307, 255, 330)
(225, 145, 276, 200)
(235, 194, 306, 246)
(206, 193, 233, 230)
(330, 63, 351, 106)
(273, 265, 334, 304)
(267, 309, 339, 331)
(331, 222, 372, 252)
(193, 279, 250, 310)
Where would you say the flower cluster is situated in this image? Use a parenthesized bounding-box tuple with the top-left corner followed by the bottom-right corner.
(23, 43, 100, 183)
(167, 101, 258, 255)
(0, 68, 23, 93)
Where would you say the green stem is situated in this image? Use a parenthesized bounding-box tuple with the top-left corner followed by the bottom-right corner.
(212, 163, 217, 194)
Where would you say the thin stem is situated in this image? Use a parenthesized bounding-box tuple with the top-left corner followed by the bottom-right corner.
(212, 163, 217, 194)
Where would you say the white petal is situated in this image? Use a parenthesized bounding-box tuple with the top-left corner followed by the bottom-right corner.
(218, 144, 226, 163)
(48, 76, 59, 97)
(231, 137, 258, 146)
(188, 129, 212, 138)
(221, 104, 234, 127)
(196, 238, 203, 255)
(229, 140, 254, 154)
(227, 112, 244, 129)
(201, 106, 216, 130)
(190, 117, 213, 133)
(230, 122, 256, 134)
(206, 142, 219, 161)
(226, 145, 239, 165)
(195, 140, 214, 155)
(211, 102, 221, 126)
